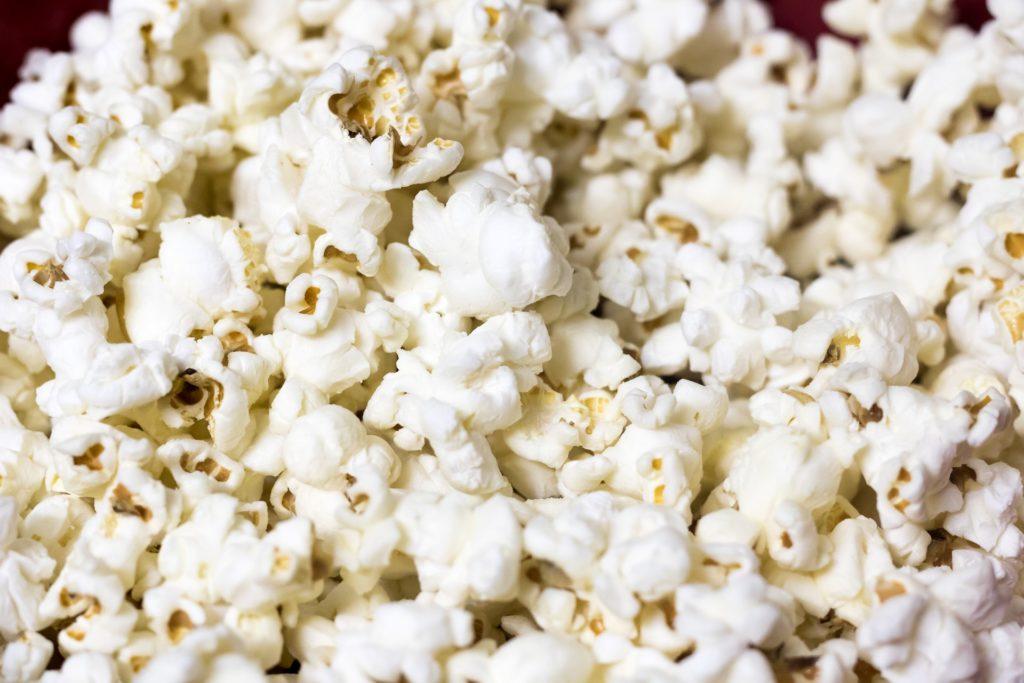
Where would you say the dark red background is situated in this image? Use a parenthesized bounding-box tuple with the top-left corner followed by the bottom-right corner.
(0, 0, 993, 101)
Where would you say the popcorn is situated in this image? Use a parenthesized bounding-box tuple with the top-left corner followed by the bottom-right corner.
(366, 310, 549, 492)
(595, 225, 689, 323)
(212, 515, 319, 612)
(0, 496, 57, 639)
(708, 425, 844, 570)
(943, 458, 1024, 559)
(809, 516, 896, 625)
(393, 492, 523, 606)
(133, 625, 268, 682)
(854, 555, 1019, 683)
(1, 630, 53, 682)
(409, 179, 573, 318)
(546, 314, 639, 390)
(0, 398, 49, 510)
(39, 652, 120, 683)
(601, 421, 703, 518)
(301, 600, 475, 682)
(0, 148, 45, 234)
(2, 220, 112, 318)
(794, 293, 923, 388)
(657, 154, 792, 240)
(856, 386, 977, 563)
(282, 404, 370, 488)
(638, 233, 800, 388)
(123, 215, 263, 343)
(2, 0, 1024, 678)
(585, 64, 702, 172)
(572, 0, 707, 65)
(251, 48, 464, 282)
(489, 631, 594, 683)
(50, 416, 154, 498)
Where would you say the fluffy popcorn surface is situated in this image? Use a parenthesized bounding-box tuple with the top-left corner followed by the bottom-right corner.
(587, 63, 703, 172)
(409, 179, 573, 318)
(4, 0, 1024, 678)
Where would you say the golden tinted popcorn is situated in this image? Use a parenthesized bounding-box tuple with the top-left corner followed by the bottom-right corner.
(3, 0, 1024, 678)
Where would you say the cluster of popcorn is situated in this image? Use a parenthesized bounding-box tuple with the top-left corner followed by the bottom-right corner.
(3, 0, 1024, 680)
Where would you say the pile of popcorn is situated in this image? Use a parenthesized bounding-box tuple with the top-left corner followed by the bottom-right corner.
(6, 0, 1024, 680)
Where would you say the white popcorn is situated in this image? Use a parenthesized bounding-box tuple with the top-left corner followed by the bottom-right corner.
(586, 64, 702, 172)
(709, 425, 844, 570)
(0, 148, 45, 233)
(544, 36, 632, 122)
(943, 458, 1024, 559)
(500, 382, 592, 469)
(2, 221, 112, 318)
(282, 404, 369, 488)
(948, 132, 1017, 184)
(367, 311, 549, 493)
(595, 225, 689, 323)
(855, 386, 979, 563)
(393, 492, 523, 606)
(489, 632, 594, 683)
(546, 314, 640, 390)
(410, 180, 573, 318)
(522, 494, 699, 627)
(39, 652, 120, 683)
(212, 515, 319, 612)
(50, 416, 154, 498)
(133, 625, 268, 682)
(252, 48, 463, 281)
(808, 516, 896, 626)
(670, 575, 796, 678)
(794, 293, 923, 388)
(1, 630, 53, 682)
(578, 0, 707, 65)
(157, 438, 245, 508)
(0, 496, 56, 639)
(37, 339, 177, 421)
(157, 494, 255, 603)
(601, 421, 703, 518)
(306, 600, 474, 682)
(3, 0, 1024, 678)
(0, 397, 49, 510)
(124, 215, 264, 343)
(48, 106, 117, 168)
(145, 352, 253, 455)
(855, 552, 1021, 683)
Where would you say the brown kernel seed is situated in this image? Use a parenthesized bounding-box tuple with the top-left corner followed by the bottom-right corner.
(300, 286, 320, 315)
(375, 68, 397, 87)
(432, 68, 464, 100)
(167, 610, 193, 643)
(783, 388, 814, 404)
(654, 215, 698, 243)
(1006, 233, 1024, 258)
(73, 443, 105, 471)
(110, 483, 152, 522)
(27, 260, 69, 288)
(823, 331, 861, 365)
(875, 579, 906, 602)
